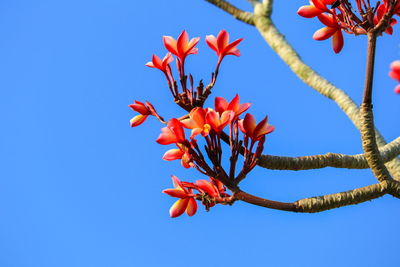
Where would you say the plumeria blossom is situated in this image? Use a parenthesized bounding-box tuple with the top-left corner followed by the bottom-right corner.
(313, 14, 344, 53)
(162, 143, 194, 168)
(163, 30, 200, 68)
(297, 0, 335, 18)
(239, 113, 275, 142)
(129, 100, 152, 127)
(162, 176, 197, 218)
(389, 60, 400, 94)
(156, 118, 186, 145)
(214, 94, 251, 118)
(205, 110, 235, 134)
(206, 30, 243, 65)
(181, 107, 211, 139)
(374, 2, 398, 35)
(145, 53, 174, 74)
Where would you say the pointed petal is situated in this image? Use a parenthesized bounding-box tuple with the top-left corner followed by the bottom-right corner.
(217, 30, 229, 52)
(162, 148, 184, 161)
(177, 30, 189, 55)
(318, 13, 337, 27)
(206, 35, 219, 54)
(243, 113, 256, 137)
(186, 37, 200, 55)
(156, 127, 177, 145)
(313, 26, 337, 40)
(394, 84, 400, 94)
(163, 36, 178, 56)
(237, 103, 251, 116)
(168, 118, 185, 143)
(196, 180, 219, 197)
(130, 115, 147, 127)
(170, 198, 189, 218)
(297, 5, 322, 18)
(181, 118, 198, 129)
(227, 94, 240, 113)
(186, 198, 197, 216)
(332, 30, 344, 53)
(224, 38, 243, 56)
(215, 97, 229, 114)
(129, 101, 149, 114)
(253, 116, 274, 140)
(205, 110, 220, 132)
(162, 188, 188, 198)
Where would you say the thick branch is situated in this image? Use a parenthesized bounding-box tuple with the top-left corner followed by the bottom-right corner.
(259, 136, 400, 170)
(234, 180, 392, 213)
(251, 2, 400, 180)
(204, 0, 255, 25)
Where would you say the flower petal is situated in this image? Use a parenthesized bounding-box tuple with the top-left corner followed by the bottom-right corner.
(297, 5, 322, 18)
(313, 26, 337, 40)
(130, 114, 147, 127)
(162, 148, 184, 161)
(332, 29, 344, 53)
(162, 188, 188, 198)
(170, 198, 189, 218)
(186, 198, 197, 216)
(163, 36, 178, 56)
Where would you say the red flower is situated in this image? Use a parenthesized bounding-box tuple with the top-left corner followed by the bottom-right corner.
(205, 110, 235, 134)
(156, 119, 186, 145)
(181, 107, 211, 139)
(145, 53, 174, 73)
(214, 94, 251, 117)
(163, 176, 197, 218)
(389, 61, 400, 94)
(129, 100, 152, 127)
(206, 30, 243, 65)
(297, 0, 335, 18)
(163, 30, 200, 64)
(374, 2, 398, 35)
(162, 144, 194, 169)
(239, 113, 274, 141)
(195, 179, 220, 198)
(313, 13, 344, 53)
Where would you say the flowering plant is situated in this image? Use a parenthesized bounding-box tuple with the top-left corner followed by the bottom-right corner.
(131, 0, 400, 216)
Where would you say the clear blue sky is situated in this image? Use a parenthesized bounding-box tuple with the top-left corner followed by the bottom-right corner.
(1, 0, 399, 266)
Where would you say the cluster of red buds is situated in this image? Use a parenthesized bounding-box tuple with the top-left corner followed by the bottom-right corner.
(389, 60, 400, 93)
(129, 30, 275, 217)
(298, 0, 400, 53)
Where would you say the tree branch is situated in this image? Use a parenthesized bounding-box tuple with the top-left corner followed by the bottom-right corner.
(234, 180, 397, 213)
(251, 2, 400, 180)
(204, 0, 255, 25)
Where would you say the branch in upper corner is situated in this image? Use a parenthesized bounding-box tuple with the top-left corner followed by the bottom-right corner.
(249, 2, 400, 180)
(204, 0, 255, 25)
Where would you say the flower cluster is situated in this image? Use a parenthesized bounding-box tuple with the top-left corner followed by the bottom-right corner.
(298, 0, 400, 53)
(389, 60, 400, 94)
(162, 176, 229, 217)
(129, 31, 276, 217)
(157, 95, 274, 217)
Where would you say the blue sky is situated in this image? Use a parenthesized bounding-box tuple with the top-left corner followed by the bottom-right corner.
(1, 0, 399, 266)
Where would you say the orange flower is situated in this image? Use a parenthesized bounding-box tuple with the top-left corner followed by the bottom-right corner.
(239, 113, 274, 141)
(214, 94, 251, 117)
(156, 119, 186, 145)
(389, 61, 400, 94)
(129, 100, 152, 127)
(297, 0, 334, 18)
(205, 110, 235, 134)
(206, 30, 243, 64)
(162, 144, 193, 169)
(163, 30, 200, 64)
(313, 14, 344, 54)
(163, 176, 197, 218)
(181, 107, 211, 139)
(145, 53, 173, 73)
